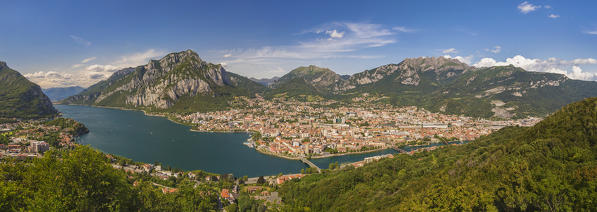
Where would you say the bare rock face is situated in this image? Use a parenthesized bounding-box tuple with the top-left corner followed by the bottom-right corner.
(63, 49, 263, 110)
(346, 64, 399, 87)
(114, 50, 228, 108)
(345, 56, 471, 88)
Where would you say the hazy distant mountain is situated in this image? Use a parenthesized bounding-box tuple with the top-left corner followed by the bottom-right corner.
(0, 61, 57, 119)
(61, 50, 265, 112)
(43, 86, 85, 101)
(249, 76, 279, 86)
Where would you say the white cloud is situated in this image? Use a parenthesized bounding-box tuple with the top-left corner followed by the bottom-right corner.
(584, 30, 597, 35)
(72, 57, 97, 68)
(473, 55, 597, 81)
(392, 26, 415, 33)
(325, 30, 344, 39)
(219, 22, 397, 78)
(69, 35, 92, 46)
(25, 49, 165, 88)
(442, 55, 473, 65)
(548, 14, 560, 19)
(24, 71, 75, 88)
(486, 45, 501, 54)
(568, 66, 595, 80)
(518, 1, 541, 14)
(442, 48, 458, 54)
(81, 57, 96, 63)
(572, 58, 597, 64)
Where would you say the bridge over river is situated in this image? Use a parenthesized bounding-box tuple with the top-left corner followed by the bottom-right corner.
(300, 157, 321, 173)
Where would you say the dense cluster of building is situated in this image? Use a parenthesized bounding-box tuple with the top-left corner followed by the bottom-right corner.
(178, 95, 541, 159)
(0, 121, 77, 159)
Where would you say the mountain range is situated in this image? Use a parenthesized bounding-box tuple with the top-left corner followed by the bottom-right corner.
(0, 61, 57, 119)
(43, 86, 85, 101)
(61, 50, 597, 118)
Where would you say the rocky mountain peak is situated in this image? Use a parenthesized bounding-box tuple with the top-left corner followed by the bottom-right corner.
(164, 49, 202, 62)
(0, 61, 8, 70)
(270, 65, 345, 94)
(147, 49, 203, 72)
(398, 56, 469, 72)
(289, 65, 334, 76)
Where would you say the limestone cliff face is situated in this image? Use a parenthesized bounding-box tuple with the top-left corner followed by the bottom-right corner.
(62, 50, 264, 110)
(344, 57, 471, 89)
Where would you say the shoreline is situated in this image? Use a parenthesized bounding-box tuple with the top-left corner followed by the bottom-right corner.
(56, 103, 403, 161)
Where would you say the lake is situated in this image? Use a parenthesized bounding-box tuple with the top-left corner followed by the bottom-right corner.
(55, 105, 398, 177)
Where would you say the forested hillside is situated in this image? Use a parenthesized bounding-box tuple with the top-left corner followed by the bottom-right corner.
(279, 97, 597, 211)
(0, 146, 220, 211)
(0, 61, 57, 119)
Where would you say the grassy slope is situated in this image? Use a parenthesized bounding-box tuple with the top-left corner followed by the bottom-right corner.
(0, 65, 57, 119)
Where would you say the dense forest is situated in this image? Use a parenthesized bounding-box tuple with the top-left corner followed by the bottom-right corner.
(279, 97, 597, 211)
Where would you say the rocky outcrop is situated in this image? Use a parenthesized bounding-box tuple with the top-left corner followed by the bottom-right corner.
(62, 50, 264, 110)
(344, 57, 471, 89)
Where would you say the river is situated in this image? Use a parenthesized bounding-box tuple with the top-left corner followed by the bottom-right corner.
(55, 105, 400, 177)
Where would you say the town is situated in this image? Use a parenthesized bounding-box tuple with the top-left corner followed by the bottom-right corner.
(177, 94, 541, 159)
(0, 118, 82, 159)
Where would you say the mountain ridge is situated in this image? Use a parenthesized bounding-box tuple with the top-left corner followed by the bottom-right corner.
(62, 51, 597, 118)
(0, 61, 58, 119)
(61, 50, 265, 112)
(43, 86, 85, 101)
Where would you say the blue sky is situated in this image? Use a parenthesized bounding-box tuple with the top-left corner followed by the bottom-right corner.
(1, 0, 596, 88)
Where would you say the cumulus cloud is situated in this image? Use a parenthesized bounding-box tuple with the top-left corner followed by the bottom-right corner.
(25, 49, 165, 88)
(518, 1, 540, 14)
(442, 55, 473, 64)
(69, 35, 92, 46)
(473, 55, 597, 81)
(325, 30, 344, 39)
(24, 71, 75, 88)
(548, 14, 560, 19)
(442, 48, 458, 54)
(219, 22, 397, 78)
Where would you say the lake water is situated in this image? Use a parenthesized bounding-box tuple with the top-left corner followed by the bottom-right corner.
(55, 105, 399, 177)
